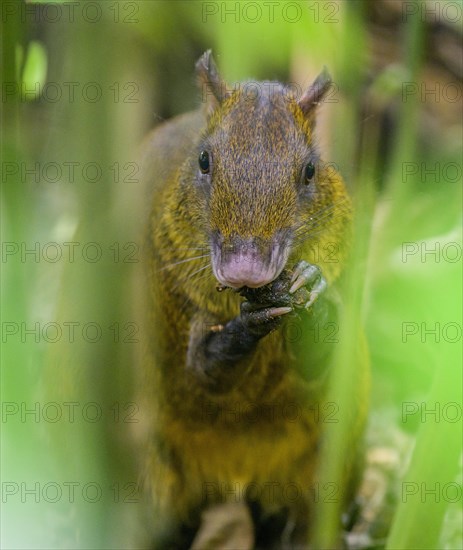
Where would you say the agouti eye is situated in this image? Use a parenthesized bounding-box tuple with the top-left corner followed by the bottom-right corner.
(198, 150, 210, 174)
(304, 162, 315, 183)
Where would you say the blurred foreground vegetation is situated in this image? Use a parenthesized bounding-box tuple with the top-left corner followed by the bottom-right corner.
(1, 1, 462, 548)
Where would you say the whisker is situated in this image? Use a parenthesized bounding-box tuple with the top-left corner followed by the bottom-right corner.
(293, 212, 345, 239)
(292, 199, 350, 248)
(294, 210, 338, 240)
(190, 270, 213, 287)
(176, 262, 216, 316)
(157, 253, 211, 273)
(296, 197, 349, 228)
(187, 263, 211, 280)
(293, 228, 338, 247)
(293, 221, 344, 245)
(170, 261, 212, 293)
(186, 248, 210, 252)
(295, 198, 349, 231)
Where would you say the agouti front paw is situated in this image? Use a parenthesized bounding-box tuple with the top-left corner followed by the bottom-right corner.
(238, 261, 327, 312)
(239, 300, 292, 338)
(289, 260, 327, 310)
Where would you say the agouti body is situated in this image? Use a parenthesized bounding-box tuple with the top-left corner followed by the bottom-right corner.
(139, 51, 368, 548)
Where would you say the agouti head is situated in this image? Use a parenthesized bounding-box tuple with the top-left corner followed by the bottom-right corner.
(180, 50, 350, 289)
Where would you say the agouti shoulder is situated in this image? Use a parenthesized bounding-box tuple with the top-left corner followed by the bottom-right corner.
(139, 51, 368, 548)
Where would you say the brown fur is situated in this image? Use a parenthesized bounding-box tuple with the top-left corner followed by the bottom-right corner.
(138, 53, 368, 547)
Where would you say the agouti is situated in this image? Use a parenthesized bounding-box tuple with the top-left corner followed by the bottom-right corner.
(138, 51, 369, 549)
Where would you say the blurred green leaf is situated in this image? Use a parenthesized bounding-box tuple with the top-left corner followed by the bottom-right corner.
(20, 40, 47, 100)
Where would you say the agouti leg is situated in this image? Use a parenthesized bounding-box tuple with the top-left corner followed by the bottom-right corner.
(186, 302, 291, 393)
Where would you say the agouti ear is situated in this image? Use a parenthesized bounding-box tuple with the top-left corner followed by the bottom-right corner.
(298, 67, 332, 121)
(196, 50, 230, 114)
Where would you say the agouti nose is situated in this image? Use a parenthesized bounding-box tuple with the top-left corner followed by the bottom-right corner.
(215, 261, 277, 288)
(212, 237, 287, 289)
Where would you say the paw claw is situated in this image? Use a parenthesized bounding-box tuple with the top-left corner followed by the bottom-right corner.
(267, 306, 293, 318)
(290, 260, 309, 284)
(289, 263, 321, 294)
(240, 303, 292, 339)
(304, 292, 319, 309)
(303, 277, 327, 309)
(289, 276, 305, 294)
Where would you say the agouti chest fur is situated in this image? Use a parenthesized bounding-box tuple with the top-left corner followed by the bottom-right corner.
(139, 51, 368, 548)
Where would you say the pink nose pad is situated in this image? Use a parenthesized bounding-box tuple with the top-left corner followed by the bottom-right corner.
(212, 236, 289, 288)
(215, 254, 278, 288)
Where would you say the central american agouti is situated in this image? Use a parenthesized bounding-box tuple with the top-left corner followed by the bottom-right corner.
(138, 50, 369, 549)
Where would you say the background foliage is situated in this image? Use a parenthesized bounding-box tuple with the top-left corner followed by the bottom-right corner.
(1, 1, 461, 548)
